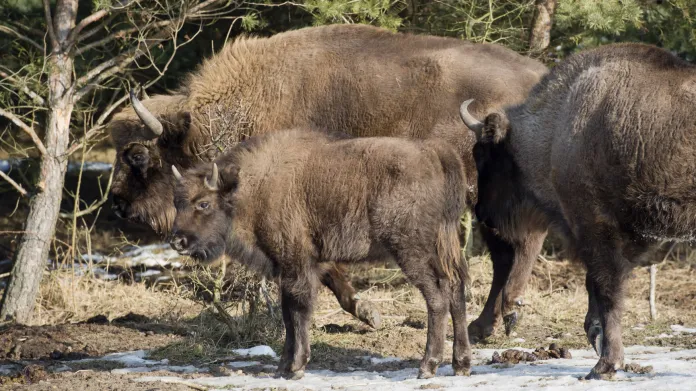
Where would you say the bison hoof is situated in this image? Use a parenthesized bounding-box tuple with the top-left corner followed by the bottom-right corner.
(453, 365, 471, 377)
(503, 311, 519, 336)
(587, 321, 603, 356)
(275, 369, 305, 380)
(585, 358, 617, 381)
(356, 301, 382, 329)
(418, 358, 441, 379)
(468, 319, 494, 344)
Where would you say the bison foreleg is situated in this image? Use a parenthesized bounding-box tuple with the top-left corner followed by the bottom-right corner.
(320, 263, 382, 329)
(277, 273, 316, 380)
(584, 274, 603, 356)
(580, 227, 629, 381)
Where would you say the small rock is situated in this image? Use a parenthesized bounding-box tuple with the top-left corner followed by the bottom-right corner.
(625, 363, 654, 375)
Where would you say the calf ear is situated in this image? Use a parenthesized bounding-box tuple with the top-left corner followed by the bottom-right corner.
(483, 113, 509, 144)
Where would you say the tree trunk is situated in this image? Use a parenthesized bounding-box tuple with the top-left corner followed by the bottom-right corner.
(528, 0, 556, 53)
(0, 0, 77, 324)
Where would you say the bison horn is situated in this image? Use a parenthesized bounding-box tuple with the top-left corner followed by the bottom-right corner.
(204, 163, 219, 191)
(130, 89, 163, 139)
(459, 99, 484, 135)
(172, 165, 183, 181)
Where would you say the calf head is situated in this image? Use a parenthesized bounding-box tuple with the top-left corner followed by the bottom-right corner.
(459, 99, 522, 231)
(109, 92, 196, 235)
(170, 161, 239, 262)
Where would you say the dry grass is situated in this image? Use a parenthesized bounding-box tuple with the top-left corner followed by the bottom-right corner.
(30, 270, 201, 325)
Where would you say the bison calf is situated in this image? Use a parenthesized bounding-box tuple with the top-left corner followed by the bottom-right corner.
(169, 129, 471, 379)
(460, 43, 696, 379)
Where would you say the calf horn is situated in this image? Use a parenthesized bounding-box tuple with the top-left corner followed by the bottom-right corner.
(172, 165, 183, 181)
(459, 99, 484, 135)
(204, 163, 219, 191)
(130, 89, 163, 139)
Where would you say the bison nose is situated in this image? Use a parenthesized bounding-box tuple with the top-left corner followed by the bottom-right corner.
(111, 195, 129, 219)
(170, 235, 188, 252)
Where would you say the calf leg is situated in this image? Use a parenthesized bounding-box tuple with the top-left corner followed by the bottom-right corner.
(579, 226, 630, 380)
(399, 258, 450, 379)
(320, 263, 381, 328)
(450, 271, 472, 376)
(276, 271, 317, 380)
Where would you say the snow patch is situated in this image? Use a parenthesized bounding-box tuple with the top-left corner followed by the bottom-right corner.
(670, 324, 696, 334)
(133, 347, 696, 391)
(369, 356, 402, 365)
(232, 345, 277, 359)
(227, 361, 260, 368)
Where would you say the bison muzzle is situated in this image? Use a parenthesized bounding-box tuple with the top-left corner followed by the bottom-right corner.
(169, 129, 472, 379)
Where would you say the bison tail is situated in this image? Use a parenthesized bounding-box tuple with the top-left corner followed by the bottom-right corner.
(434, 142, 468, 284)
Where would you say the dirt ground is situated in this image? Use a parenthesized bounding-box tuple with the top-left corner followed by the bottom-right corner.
(1, 252, 695, 390)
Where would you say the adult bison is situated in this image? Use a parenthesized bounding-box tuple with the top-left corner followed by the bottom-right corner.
(108, 23, 547, 333)
(459, 43, 696, 379)
(169, 129, 471, 380)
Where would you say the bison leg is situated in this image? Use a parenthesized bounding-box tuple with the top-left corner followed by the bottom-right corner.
(468, 227, 545, 342)
(320, 263, 382, 329)
(584, 274, 603, 355)
(580, 227, 629, 380)
(468, 226, 512, 342)
(276, 272, 316, 380)
(450, 270, 472, 376)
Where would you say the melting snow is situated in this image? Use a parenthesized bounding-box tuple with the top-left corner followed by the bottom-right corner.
(227, 361, 261, 368)
(369, 356, 402, 365)
(670, 325, 696, 334)
(130, 346, 696, 391)
(231, 345, 278, 359)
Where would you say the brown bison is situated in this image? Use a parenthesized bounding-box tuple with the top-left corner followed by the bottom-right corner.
(459, 43, 696, 379)
(169, 129, 471, 380)
(108, 23, 547, 333)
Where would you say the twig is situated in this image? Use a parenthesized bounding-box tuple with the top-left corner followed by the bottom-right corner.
(0, 170, 28, 196)
(0, 69, 45, 106)
(0, 108, 47, 155)
(0, 25, 43, 51)
(59, 167, 114, 219)
(0, 272, 10, 279)
(649, 264, 657, 321)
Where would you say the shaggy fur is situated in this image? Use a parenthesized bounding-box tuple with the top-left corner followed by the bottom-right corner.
(108, 23, 546, 332)
(463, 43, 696, 379)
(170, 129, 471, 380)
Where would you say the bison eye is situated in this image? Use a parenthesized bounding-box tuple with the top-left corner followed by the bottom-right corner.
(197, 201, 210, 210)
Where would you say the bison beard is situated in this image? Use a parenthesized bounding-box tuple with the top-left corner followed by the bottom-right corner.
(461, 43, 696, 380)
(170, 130, 471, 380)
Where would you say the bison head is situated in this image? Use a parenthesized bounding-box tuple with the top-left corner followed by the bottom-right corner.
(169, 161, 239, 262)
(109, 92, 196, 235)
(459, 99, 521, 229)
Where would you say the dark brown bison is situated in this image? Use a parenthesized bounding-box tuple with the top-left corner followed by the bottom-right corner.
(460, 43, 696, 379)
(169, 129, 471, 380)
(108, 23, 547, 334)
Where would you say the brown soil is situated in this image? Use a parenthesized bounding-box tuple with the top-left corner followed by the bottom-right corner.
(0, 320, 184, 362)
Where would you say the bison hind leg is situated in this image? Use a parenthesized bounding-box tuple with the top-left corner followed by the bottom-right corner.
(450, 268, 472, 376)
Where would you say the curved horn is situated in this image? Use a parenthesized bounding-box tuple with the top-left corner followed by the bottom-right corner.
(172, 165, 183, 181)
(205, 163, 219, 191)
(130, 89, 163, 139)
(459, 99, 485, 134)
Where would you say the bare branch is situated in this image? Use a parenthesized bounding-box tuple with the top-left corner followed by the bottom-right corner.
(59, 166, 114, 218)
(75, 20, 172, 56)
(0, 70, 45, 106)
(42, 0, 58, 50)
(65, 9, 109, 48)
(0, 170, 28, 197)
(0, 108, 47, 156)
(0, 25, 44, 51)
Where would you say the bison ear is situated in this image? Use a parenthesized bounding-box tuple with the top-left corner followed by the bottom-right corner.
(218, 164, 240, 193)
(482, 113, 509, 144)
